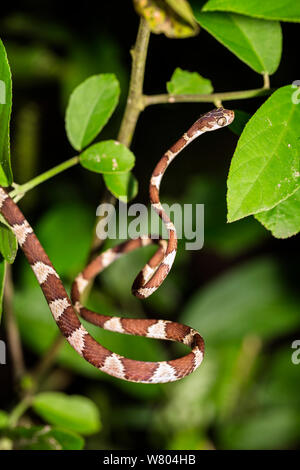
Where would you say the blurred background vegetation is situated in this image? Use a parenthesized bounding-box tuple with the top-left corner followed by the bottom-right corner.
(0, 0, 300, 450)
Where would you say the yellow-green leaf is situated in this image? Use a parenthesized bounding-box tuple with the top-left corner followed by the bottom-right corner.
(133, 0, 199, 38)
(167, 68, 213, 95)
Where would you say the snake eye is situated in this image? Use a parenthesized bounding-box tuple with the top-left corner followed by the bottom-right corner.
(217, 117, 227, 126)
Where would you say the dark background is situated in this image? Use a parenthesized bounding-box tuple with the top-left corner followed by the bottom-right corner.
(0, 0, 299, 450)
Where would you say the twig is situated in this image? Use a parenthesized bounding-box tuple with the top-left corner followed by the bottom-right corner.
(91, 17, 151, 250)
(10, 156, 79, 201)
(143, 87, 273, 107)
(118, 17, 151, 146)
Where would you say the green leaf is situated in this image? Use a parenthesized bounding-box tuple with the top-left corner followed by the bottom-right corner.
(0, 410, 8, 429)
(167, 68, 213, 95)
(133, 0, 199, 38)
(33, 392, 101, 436)
(201, 0, 300, 22)
(36, 202, 94, 279)
(9, 426, 84, 450)
(0, 217, 18, 264)
(255, 188, 300, 238)
(181, 258, 300, 346)
(193, 11, 282, 74)
(80, 140, 135, 174)
(0, 38, 13, 186)
(228, 109, 251, 136)
(65, 74, 120, 151)
(227, 86, 300, 223)
(103, 172, 138, 202)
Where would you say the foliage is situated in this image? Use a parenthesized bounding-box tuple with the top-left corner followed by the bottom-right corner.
(0, 0, 299, 451)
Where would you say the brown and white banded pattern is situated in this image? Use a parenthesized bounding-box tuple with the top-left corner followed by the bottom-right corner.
(0, 108, 234, 383)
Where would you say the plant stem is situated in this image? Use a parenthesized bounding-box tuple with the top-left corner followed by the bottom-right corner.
(143, 87, 273, 107)
(4, 264, 25, 381)
(118, 17, 150, 146)
(263, 72, 270, 89)
(10, 156, 79, 199)
(8, 395, 33, 428)
(91, 18, 151, 250)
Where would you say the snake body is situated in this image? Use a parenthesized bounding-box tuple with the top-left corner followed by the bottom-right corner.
(0, 107, 234, 383)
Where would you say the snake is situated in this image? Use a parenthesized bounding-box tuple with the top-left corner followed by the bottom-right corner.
(0, 107, 234, 384)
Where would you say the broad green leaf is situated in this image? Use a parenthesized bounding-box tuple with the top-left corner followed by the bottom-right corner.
(103, 172, 138, 202)
(201, 0, 300, 22)
(0, 410, 8, 429)
(193, 11, 282, 74)
(0, 260, 5, 321)
(255, 188, 300, 238)
(80, 140, 135, 174)
(9, 426, 84, 450)
(65, 74, 120, 151)
(0, 39, 13, 185)
(0, 218, 18, 264)
(167, 68, 213, 95)
(133, 0, 199, 38)
(36, 203, 94, 279)
(181, 258, 300, 346)
(33, 392, 101, 435)
(227, 86, 300, 222)
(228, 109, 251, 136)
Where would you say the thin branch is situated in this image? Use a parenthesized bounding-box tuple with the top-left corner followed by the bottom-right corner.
(118, 17, 151, 147)
(91, 18, 151, 250)
(143, 87, 273, 107)
(10, 156, 79, 201)
(263, 72, 270, 89)
(4, 264, 25, 381)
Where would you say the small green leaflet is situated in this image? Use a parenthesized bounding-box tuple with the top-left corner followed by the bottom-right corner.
(65, 74, 120, 151)
(33, 392, 101, 436)
(80, 140, 135, 175)
(193, 11, 282, 75)
(104, 172, 138, 202)
(227, 86, 300, 223)
(167, 68, 213, 95)
(0, 39, 13, 186)
(201, 0, 300, 22)
(133, 0, 199, 38)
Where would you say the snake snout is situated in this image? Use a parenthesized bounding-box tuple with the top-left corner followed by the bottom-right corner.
(224, 108, 235, 125)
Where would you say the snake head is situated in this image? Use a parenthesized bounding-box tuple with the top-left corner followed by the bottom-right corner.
(214, 107, 235, 127)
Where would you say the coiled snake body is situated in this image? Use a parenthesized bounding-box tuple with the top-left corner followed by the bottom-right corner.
(0, 108, 234, 383)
